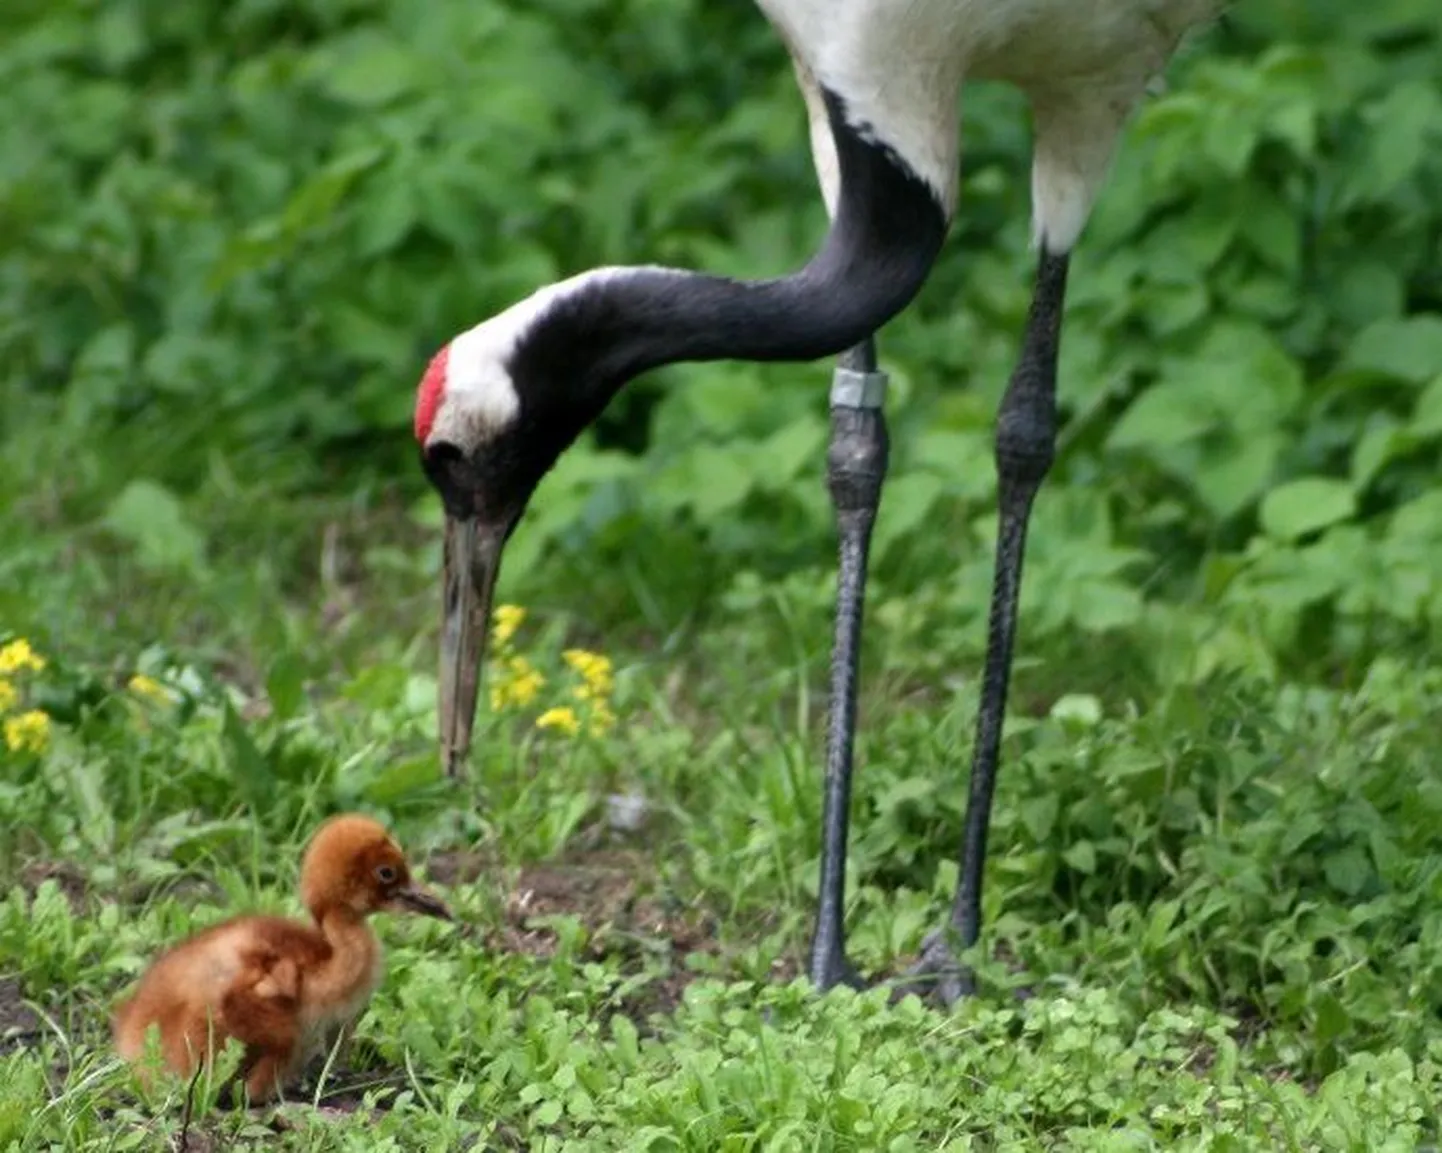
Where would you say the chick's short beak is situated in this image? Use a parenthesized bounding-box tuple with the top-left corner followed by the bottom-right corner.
(438, 514, 505, 777)
(392, 883, 453, 921)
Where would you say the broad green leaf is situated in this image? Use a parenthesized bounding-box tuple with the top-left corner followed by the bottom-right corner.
(280, 148, 384, 236)
(1062, 840, 1097, 874)
(664, 372, 768, 436)
(1389, 491, 1442, 544)
(1236, 186, 1299, 271)
(354, 170, 419, 257)
(1193, 433, 1282, 519)
(663, 445, 753, 521)
(65, 324, 133, 424)
(362, 755, 442, 805)
(1344, 316, 1442, 383)
(1330, 261, 1405, 330)
(103, 480, 207, 576)
(1017, 794, 1058, 842)
(913, 430, 994, 499)
(220, 698, 274, 814)
(1409, 375, 1442, 437)
(1069, 580, 1144, 632)
(1049, 694, 1103, 726)
(1350, 419, 1405, 488)
(1259, 478, 1358, 541)
(755, 417, 825, 487)
(1107, 387, 1215, 451)
(1311, 990, 1351, 1045)
(1143, 281, 1210, 334)
(265, 656, 306, 722)
(873, 472, 945, 557)
(1203, 104, 1258, 174)
(314, 36, 426, 108)
(1322, 845, 1372, 898)
(1339, 81, 1442, 206)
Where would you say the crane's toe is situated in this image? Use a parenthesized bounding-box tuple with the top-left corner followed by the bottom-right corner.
(889, 929, 976, 1009)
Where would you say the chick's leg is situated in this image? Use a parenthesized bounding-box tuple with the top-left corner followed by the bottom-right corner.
(217, 978, 301, 1105)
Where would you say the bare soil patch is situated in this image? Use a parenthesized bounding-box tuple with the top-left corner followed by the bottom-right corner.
(428, 845, 736, 1021)
(0, 977, 41, 1050)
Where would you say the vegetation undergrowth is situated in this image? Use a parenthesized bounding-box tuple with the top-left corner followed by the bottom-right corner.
(3, 0, 1442, 1148)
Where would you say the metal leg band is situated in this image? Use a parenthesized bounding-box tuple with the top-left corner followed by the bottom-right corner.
(830, 366, 889, 410)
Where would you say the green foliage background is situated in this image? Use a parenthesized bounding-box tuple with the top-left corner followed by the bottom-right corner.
(5, 0, 1442, 665)
(3, 1, 1442, 1145)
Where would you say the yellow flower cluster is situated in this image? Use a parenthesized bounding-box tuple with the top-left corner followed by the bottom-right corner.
(564, 650, 613, 698)
(488, 605, 545, 710)
(535, 706, 581, 736)
(490, 655, 544, 711)
(482, 606, 619, 739)
(0, 639, 45, 675)
(4, 710, 50, 755)
(493, 604, 526, 648)
(0, 639, 50, 755)
(563, 649, 616, 736)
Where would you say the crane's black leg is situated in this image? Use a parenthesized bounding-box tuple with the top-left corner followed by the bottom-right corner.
(808, 338, 889, 993)
(897, 249, 1070, 1007)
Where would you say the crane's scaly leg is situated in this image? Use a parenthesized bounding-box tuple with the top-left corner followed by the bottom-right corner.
(899, 250, 1070, 1007)
(809, 338, 889, 992)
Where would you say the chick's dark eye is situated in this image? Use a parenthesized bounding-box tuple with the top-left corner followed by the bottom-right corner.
(375, 864, 398, 884)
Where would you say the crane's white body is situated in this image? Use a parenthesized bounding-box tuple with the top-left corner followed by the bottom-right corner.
(765, 0, 1221, 247)
(422, 0, 1224, 454)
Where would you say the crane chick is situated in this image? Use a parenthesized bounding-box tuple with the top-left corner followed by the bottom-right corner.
(114, 813, 452, 1105)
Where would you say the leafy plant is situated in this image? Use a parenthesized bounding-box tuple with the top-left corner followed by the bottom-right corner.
(5, 0, 1442, 1147)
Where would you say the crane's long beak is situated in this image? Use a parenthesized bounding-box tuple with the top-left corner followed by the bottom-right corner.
(439, 514, 504, 777)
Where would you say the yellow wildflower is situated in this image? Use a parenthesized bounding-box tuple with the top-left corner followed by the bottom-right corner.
(128, 674, 172, 703)
(4, 709, 50, 754)
(489, 656, 545, 711)
(535, 706, 581, 736)
(0, 679, 15, 714)
(492, 604, 526, 648)
(563, 649, 614, 699)
(0, 639, 46, 676)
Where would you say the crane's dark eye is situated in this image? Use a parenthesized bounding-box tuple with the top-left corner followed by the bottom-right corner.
(425, 440, 465, 468)
(422, 441, 485, 518)
(375, 864, 398, 884)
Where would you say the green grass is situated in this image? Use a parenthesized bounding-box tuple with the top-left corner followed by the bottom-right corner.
(4, 0, 1442, 1145)
(2, 469, 1442, 1150)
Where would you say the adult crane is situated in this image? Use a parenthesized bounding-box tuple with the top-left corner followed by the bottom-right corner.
(414, 0, 1225, 1006)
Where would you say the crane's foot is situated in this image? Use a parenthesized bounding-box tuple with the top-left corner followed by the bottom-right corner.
(760, 951, 868, 1026)
(888, 929, 975, 1009)
(810, 949, 869, 994)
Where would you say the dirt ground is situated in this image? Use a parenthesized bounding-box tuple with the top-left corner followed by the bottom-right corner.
(0, 977, 41, 1051)
(427, 845, 751, 1024)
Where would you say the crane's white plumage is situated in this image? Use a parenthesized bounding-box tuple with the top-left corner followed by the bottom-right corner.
(759, 0, 1220, 249)
(424, 0, 1222, 449)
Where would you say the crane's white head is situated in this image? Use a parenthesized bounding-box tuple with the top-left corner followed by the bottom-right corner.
(414, 332, 520, 453)
(414, 284, 574, 482)
(413, 274, 628, 773)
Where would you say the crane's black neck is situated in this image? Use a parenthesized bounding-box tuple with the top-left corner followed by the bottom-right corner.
(506, 88, 948, 431)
